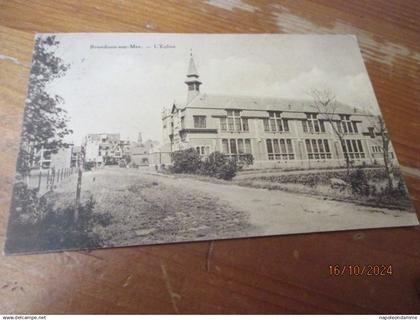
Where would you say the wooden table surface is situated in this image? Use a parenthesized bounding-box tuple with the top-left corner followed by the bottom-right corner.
(1, 0, 420, 314)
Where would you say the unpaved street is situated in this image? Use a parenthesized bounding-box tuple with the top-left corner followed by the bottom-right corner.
(144, 170, 418, 236)
(36, 166, 418, 251)
(60, 167, 420, 244)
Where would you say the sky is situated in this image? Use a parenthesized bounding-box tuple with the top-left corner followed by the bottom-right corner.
(44, 33, 381, 145)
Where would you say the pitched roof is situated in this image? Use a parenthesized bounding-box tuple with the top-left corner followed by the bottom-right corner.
(185, 93, 368, 116)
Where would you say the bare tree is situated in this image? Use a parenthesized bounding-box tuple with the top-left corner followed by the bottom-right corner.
(308, 89, 351, 175)
(368, 115, 394, 189)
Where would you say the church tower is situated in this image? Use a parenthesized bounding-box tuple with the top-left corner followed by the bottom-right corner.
(185, 52, 202, 104)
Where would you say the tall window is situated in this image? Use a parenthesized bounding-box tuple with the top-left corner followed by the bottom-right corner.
(338, 115, 358, 134)
(305, 139, 331, 159)
(302, 113, 325, 133)
(193, 116, 206, 128)
(228, 110, 240, 131)
(221, 138, 252, 156)
(343, 139, 365, 159)
(220, 117, 227, 131)
(221, 110, 249, 132)
(266, 139, 294, 160)
(263, 112, 289, 132)
(222, 139, 229, 154)
(242, 118, 249, 132)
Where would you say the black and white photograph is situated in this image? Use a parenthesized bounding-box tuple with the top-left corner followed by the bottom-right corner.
(5, 33, 419, 255)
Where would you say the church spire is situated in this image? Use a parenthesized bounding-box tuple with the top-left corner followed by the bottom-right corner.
(185, 51, 202, 104)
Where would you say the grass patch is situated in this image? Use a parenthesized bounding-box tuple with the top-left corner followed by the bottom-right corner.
(5, 184, 112, 254)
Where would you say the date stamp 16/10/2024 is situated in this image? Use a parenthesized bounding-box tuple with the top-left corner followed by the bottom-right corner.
(328, 265, 393, 277)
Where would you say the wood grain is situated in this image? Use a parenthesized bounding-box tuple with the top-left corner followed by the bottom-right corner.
(0, 0, 419, 314)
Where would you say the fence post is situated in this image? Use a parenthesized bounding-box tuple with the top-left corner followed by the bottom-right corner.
(74, 157, 83, 222)
(37, 169, 42, 191)
(46, 169, 50, 190)
(51, 168, 55, 190)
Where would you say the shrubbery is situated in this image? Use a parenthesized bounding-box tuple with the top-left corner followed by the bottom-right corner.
(84, 161, 96, 171)
(348, 168, 370, 196)
(5, 187, 111, 253)
(257, 167, 403, 188)
(170, 149, 249, 180)
(171, 148, 202, 174)
(200, 152, 238, 180)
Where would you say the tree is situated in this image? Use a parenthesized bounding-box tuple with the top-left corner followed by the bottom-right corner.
(368, 115, 394, 189)
(308, 89, 351, 176)
(17, 35, 72, 176)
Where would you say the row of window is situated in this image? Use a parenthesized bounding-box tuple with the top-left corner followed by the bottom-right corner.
(221, 138, 252, 155)
(305, 139, 332, 159)
(342, 139, 365, 159)
(263, 118, 289, 132)
(370, 145, 394, 159)
(302, 113, 326, 133)
(266, 139, 294, 160)
(215, 138, 367, 161)
(337, 115, 359, 134)
(193, 114, 359, 137)
(371, 145, 382, 153)
(220, 116, 249, 132)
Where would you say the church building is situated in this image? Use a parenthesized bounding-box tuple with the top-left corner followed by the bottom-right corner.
(160, 54, 395, 169)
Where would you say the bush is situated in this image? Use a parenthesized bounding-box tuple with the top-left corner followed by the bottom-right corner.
(201, 152, 238, 180)
(84, 161, 95, 171)
(200, 152, 226, 175)
(237, 153, 254, 169)
(170, 149, 239, 180)
(347, 168, 370, 196)
(216, 158, 238, 180)
(10, 182, 48, 224)
(170, 148, 201, 174)
(128, 162, 139, 169)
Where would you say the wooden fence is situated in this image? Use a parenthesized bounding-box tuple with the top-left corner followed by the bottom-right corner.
(26, 167, 77, 196)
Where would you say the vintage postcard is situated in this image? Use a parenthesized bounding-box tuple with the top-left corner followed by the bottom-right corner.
(4, 33, 418, 254)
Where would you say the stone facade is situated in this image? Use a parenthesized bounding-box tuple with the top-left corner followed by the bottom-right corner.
(160, 55, 396, 169)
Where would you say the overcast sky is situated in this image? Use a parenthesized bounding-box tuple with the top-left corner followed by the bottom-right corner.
(44, 33, 381, 145)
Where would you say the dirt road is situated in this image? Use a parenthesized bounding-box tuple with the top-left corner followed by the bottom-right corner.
(49, 167, 418, 246)
(143, 169, 418, 236)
